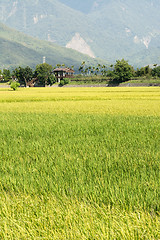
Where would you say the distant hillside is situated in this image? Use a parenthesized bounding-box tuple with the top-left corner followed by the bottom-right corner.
(59, 0, 95, 13)
(0, 22, 106, 70)
(1, 0, 160, 67)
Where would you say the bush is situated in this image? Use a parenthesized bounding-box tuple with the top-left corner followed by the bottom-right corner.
(10, 81, 20, 91)
(59, 78, 70, 86)
(59, 80, 64, 86)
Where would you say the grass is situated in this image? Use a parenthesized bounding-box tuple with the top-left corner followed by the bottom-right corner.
(120, 77, 160, 84)
(69, 80, 108, 85)
(0, 87, 160, 239)
(68, 75, 160, 86)
(0, 82, 9, 86)
(69, 75, 109, 85)
(59, 76, 160, 86)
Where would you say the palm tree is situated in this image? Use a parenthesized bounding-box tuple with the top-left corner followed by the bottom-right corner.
(79, 61, 86, 75)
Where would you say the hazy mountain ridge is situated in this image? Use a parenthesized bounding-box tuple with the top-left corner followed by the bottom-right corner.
(0, 0, 160, 66)
(0, 22, 104, 70)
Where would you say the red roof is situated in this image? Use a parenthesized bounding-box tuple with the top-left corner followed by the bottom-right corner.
(53, 67, 74, 73)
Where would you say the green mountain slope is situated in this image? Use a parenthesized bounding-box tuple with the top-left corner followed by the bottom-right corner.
(1, 0, 160, 67)
(0, 37, 42, 69)
(0, 22, 105, 70)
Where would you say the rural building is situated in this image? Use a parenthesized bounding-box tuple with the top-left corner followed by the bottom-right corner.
(53, 67, 74, 82)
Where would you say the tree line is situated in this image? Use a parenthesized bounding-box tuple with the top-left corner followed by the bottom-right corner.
(1, 63, 56, 87)
(78, 60, 160, 83)
(0, 60, 160, 89)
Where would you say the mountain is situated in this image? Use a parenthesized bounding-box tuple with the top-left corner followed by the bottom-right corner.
(0, 22, 105, 70)
(59, 0, 96, 14)
(0, 0, 160, 67)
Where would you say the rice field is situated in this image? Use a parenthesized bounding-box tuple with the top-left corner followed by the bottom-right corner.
(0, 87, 160, 239)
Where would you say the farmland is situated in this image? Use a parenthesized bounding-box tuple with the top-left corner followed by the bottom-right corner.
(0, 87, 160, 239)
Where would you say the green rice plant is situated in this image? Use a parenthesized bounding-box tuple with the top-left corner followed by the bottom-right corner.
(0, 193, 159, 239)
(0, 87, 160, 239)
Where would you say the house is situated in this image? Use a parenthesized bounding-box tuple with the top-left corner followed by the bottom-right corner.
(53, 67, 75, 82)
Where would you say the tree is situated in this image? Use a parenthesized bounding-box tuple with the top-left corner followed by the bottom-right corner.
(79, 61, 86, 75)
(134, 65, 152, 77)
(110, 59, 134, 83)
(0, 70, 3, 81)
(70, 65, 74, 70)
(35, 63, 55, 86)
(10, 81, 20, 91)
(144, 65, 150, 75)
(3, 69, 11, 82)
(101, 65, 108, 76)
(13, 66, 33, 87)
(152, 66, 160, 78)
